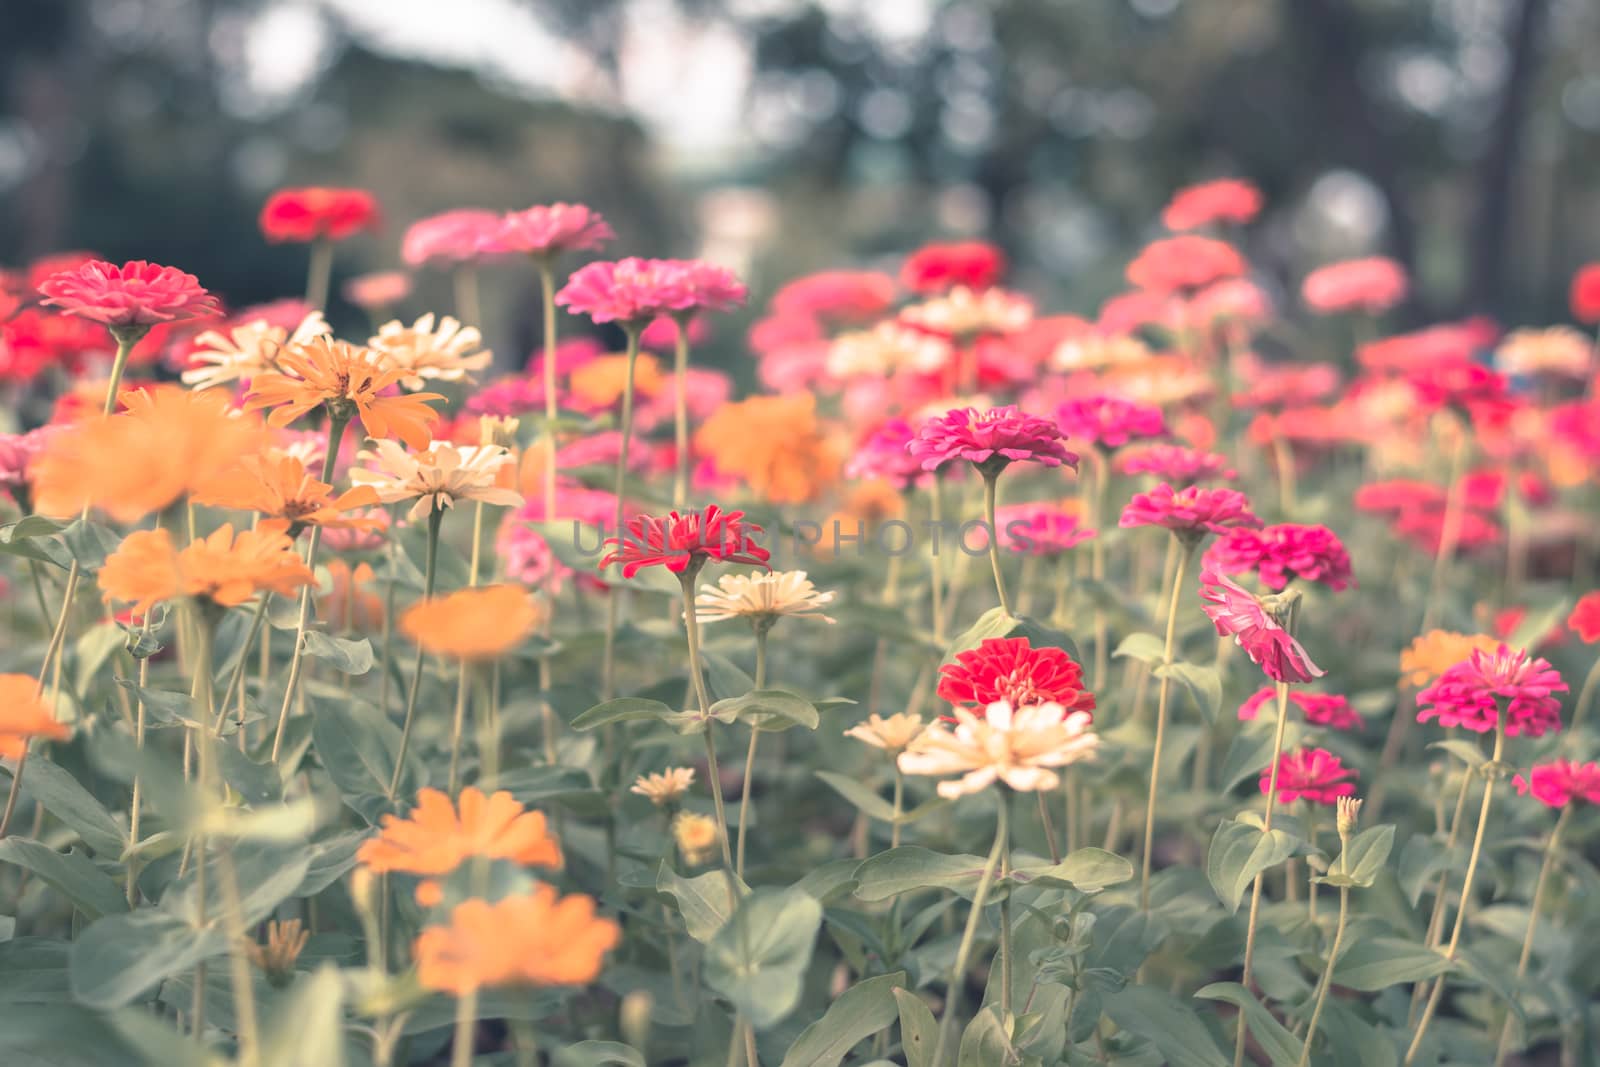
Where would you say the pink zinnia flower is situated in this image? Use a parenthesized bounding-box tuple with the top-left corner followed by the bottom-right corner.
(37, 260, 220, 331)
(1238, 687, 1361, 731)
(772, 270, 896, 322)
(466, 375, 547, 417)
(1199, 567, 1324, 683)
(1119, 484, 1262, 540)
(1204, 523, 1354, 591)
(490, 203, 614, 258)
(1407, 359, 1511, 416)
(907, 405, 1077, 475)
(901, 241, 1006, 294)
(1302, 257, 1408, 314)
(343, 271, 412, 311)
(1054, 395, 1168, 450)
(1416, 645, 1566, 737)
(1162, 178, 1263, 232)
(640, 313, 710, 351)
(1571, 264, 1600, 324)
(1117, 444, 1235, 486)
(1263, 747, 1358, 805)
(1126, 236, 1247, 295)
(401, 210, 505, 267)
(556, 258, 704, 327)
(995, 502, 1095, 556)
(846, 419, 926, 491)
(259, 187, 380, 243)
(1514, 760, 1600, 808)
(668, 259, 749, 315)
(600, 504, 770, 579)
(0, 426, 56, 507)
(937, 637, 1095, 719)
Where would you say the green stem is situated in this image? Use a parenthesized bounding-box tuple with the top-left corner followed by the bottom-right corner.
(982, 471, 1014, 618)
(673, 315, 692, 509)
(1234, 677, 1293, 1067)
(389, 504, 443, 798)
(537, 260, 560, 521)
(1089, 447, 1109, 690)
(1493, 806, 1570, 1066)
(601, 328, 642, 703)
(1420, 419, 1469, 634)
(1568, 656, 1600, 732)
(1140, 538, 1193, 909)
(304, 238, 333, 311)
(450, 987, 479, 1067)
(1297, 885, 1349, 1067)
(452, 265, 481, 327)
(930, 794, 1008, 1067)
(735, 627, 769, 879)
(446, 661, 472, 795)
(999, 793, 1014, 1020)
(929, 476, 946, 645)
(682, 573, 738, 908)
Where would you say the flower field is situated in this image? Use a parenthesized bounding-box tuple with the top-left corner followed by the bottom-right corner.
(2, 183, 1600, 1067)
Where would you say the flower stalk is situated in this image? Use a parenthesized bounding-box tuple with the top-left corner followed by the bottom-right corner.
(1140, 537, 1195, 910)
(1493, 805, 1571, 1066)
(600, 327, 643, 703)
(389, 503, 444, 798)
(930, 793, 1008, 1067)
(680, 571, 738, 908)
(981, 471, 1014, 618)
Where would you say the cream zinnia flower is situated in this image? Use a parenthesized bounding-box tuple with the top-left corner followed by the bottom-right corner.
(631, 767, 696, 806)
(181, 310, 330, 390)
(369, 313, 493, 391)
(695, 570, 836, 625)
(826, 323, 950, 379)
(899, 286, 1032, 340)
(897, 700, 1098, 798)
(844, 712, 925, 753)
(1494, 327, 1591, 379)
(350, 438, 522, 521)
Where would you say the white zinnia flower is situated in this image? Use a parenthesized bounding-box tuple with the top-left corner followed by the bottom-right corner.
(897, 700, 1098, 798)
(181, 310, 329, 390)
(695, 570, 836, 625)
(368, 313, 493, 391)
(349, 438, 522, 522)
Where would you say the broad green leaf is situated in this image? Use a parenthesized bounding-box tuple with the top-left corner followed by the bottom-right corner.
(300, 631, 374, 675)
(0, 839, 128, 920)
(10, 756, 125, 857)
(215, 744, 282, 805)
(779, 970, 906, 1067)
(1427, 739, 1486, 769)
(61, 518, 122, 573)
(853, 847, 996, 903)
(656, 861, 748, 943)
(107, 1011, 214, 1067)
(1103, 984, 1229, 1067)
(261, 965, 344, 1067)
(816, 771, 897, 822)
(0, 1003, 150, 1066)
(1154, 661, 1222, 722)
(1013, 848, 1135, 894)
(1331, 937, 1449, 991)
(1195, 982, 1303, 1066)
(312, 697, 410, 813)
(571, 697, 676, 730)
(73, 621, 127, 695)
(957, 1006, 1012, 1066)
(71, 910, 227, 1009)
(792, 858, 861, 903)
(552, 1042, 645, 1067)
(1207, 819, 1298, 913)
(1218, 720, 1303, 793)
(1319, 825, 1395, 889)
(1113, 632, 1166, 665)
(704, 887, 823, 1029)
(0, 938, 73, 1005)
(711, 689, 820, 731)
(0, 515, 71, 567)
(894, 987, 939, 1067)
(87, 728, 202, 834)
(941, 606, 1014, 663)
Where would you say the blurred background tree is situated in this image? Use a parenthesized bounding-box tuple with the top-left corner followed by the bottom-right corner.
(1, 0, 1597, 354)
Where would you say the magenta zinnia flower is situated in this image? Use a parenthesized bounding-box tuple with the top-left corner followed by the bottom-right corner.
(1119, 483, 1262, 540)
(1238, 687, 1361, 731)
(1116, 444, 1235, 486)
(37, 260, 220, 330)
(400, 209, 505, 267)
(557, 258, 691, 327)
(666, 259, 749, 315)
(1513, 760, 1600, 808)
(1204, 523, 1354, 591)
(490, 203, 614, 258)
(908, 405, 1077, 475)
(1263, 747, 1357, 805)
(995, 502, 1095, 556)
(600, 504, 771, 579)
(846, 419, 926, 491)
(1199, 567, 1324, 683)
(1054, 395, 1167, 450)
(1415, 645, 1566, 738)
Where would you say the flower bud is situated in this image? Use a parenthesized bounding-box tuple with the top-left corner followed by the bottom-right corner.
(672, 812, 720, 868)
(1336, 796, 1363, 841)
(620, 991, 653, 1053)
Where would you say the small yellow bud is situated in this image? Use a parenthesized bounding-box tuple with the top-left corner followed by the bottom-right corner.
(479, 415, 521, 449)
(620, 991, 653, 1052)
(1336, 796, 1363, 840)
(672, 812, 720, 867)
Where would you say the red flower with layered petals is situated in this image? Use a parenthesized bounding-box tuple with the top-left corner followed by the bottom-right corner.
(599, 504, 770, 579)
(1263, 747, 1357, 805)
(908, 405, 1076, 475)
(37, 260, 220, 330)
(1119, 484, 1261, 538)
(259, 187, 380, 243)
(901, 241, 1005, 294)
(1204, 523, 1354, 591)
(937, 637, 1095, 718)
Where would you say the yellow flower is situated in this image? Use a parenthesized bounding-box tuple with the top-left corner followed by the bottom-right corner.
(897, 701, 1099, 798)
(630, 767, 696, 806)
(672, 812, 720, 867)
(243, 337, 443, 450)
(1400, 630, 1500, 688)
(350, 439, 522, 522)
(694, 394, 842, 504)
(694, 570, 835, 625)
(369, 313, 493, 391)
(844, 713, 926, 754)
(99, 522, 315, 615)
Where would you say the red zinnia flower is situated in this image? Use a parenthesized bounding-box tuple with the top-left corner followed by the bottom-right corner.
(489, 203, 614, 259)
(600, 504, 770, 579)
(1161, 178, 1263, 232)
(1119, 483, 1262, 539)
(1415, 644, 1566, 738)
(259, 187, 380, 243)
(937, 637, 1095, 718)
(1353, 479, 1447, 514)
(1126, 236, 1247, 295)
(901, 240, 1006, 294)
(1567, 592, 1600, 643)
(1263, 747, 1357, 806)
(1054, 395, 1168, 450)
(1406, 359, 1510, 415)
(1238, 687, 1361, 731)
(1199, 567, 1324, 683)
(908, 405, 1077, 475)
(37, 260, 220, 331)
(1116, 444, 1235, 485)
(1204, 523, 1354, 591)
(401, 209, 504, 267)
(1570, 263, 1600, 324)
(1514, 760, 1600, 808)
(772, 270, 897, 322)
(1301, 257, 1408, 314)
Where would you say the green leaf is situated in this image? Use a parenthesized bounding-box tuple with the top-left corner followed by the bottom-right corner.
(957, 1006, 1012, 1066)
(1113, 632, 1166, 665)
(87, 727, 202, 835)
(656, 861, 748, 944)
(1154, 661, 1222, 722)
(779, 970, 906, 1067)
(816, 771, 897, 822)
(300, 631, 374, 675)
(853, 847, 996, 903)
(1218, 721, 1303, 793)
(1319, 825, 1395, 889)
(60, 518, 122, 573)
(1195, 982, 1304, 1066)
(0, 839, 128, 920)
(1103, 984, 1229, 1067)
(711, 689, 820, 731)
(552, 1042, 646, 1067)
(0, 938, 73, 1005)
(792, 858, 861, 903)
(1427, 738, 1487, 769)
(1331, 937, 1449, 991)
(941, 606, 1014, 663)
(215, 744, 283, 805)
(71, 910, 227, 1009)
(0, 515, 71, 567)
(312, 698, 410, 813)
(73, 621, 127, 695)
(571, 697, 676, 730)
(894, 987, 940, 1067)
(261, 965, 344, 1067)
(1012, 848, 1135, 894)
(1207, 819, 1299, 914)
(10, 757, 125, 857)
(704, 887, 823, 1029)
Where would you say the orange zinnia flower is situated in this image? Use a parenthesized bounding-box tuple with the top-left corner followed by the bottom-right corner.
(694, 394, 842, 504)
(568, 352, 664, 409)
(0, 674, 72, 759)
(243, 337, 443, 450)
(32, 385, 265, 522)
(399, 585, 540, 660)
(1399, 630, 1502, 688)
(414, 886, 620, 994)
(195, 449, 382, 533)
(356, 787, 562, 875)
(319, 560, 385, 632)
(99, 522, 315, 615)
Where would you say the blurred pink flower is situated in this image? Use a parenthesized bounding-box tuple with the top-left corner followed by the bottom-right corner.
(1054, 395, 1168, 450)
(772, 270, 896, 321)
(401, 209, 504, 267)
(1204, 523, 1354, 591)
(1238, 687, 1361, 731)
(343, 271, 412, 311)
(1119, 484, 1261, 538)
(1514, 760, 1600, 808)
(557, 258, 691, 327)
(845, 419, 926, 491)
(1302, 257, 1408, 314)
(490, 203, 614, 258)
(1116, 444, 1235, 485)
(994, 502, 1095, 555)
(1162, 178, 1263, 231)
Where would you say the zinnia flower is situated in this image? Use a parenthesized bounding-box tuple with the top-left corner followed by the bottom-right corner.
(900, 286, 1032, 341)
(99, 522, 314, 615)
(350, 438, 522, 522)
(1570, 263, 1600, 324)
(844, 713, 926, 753)
(0, 674, 71, 758)
(1513, 760, 1600, 808)
(631, 767, 696, 806)
(1126, 236, 1247, 295)
(1116, 444, 1235, 485)
(489, 202, 614, 258)
(772, 270, 896, 321)
(556, 257, 691, 328)
(1495, 327, 1590, 379)
(600, 504, 770, 579)
(400, 585, 540, 660)
(694, 393, 841, 504)
(994, 502, 1095, 555)
(1054, 395, 1168, 450)
(195, 449, 381, 534)
(259, 187, 380, 243)
(897, 700, 1099, 798)
(368, 313, 492, 391)
(901, 240, 1006, 294)
(0, 426, 55, 510)
(1238, 687, 1361, 731)
(400, 209, 503, 266)
(1416, 644, 1566, 737)
(181, 308, 330, 391)
(673, 812, 721, 867)
(846, 419, 927, 491)
(1161, 178, 1263, 231)
(668, 258, 749, 314)
(1301, 257, 1408, 314)
(342, 271, 412, 312)
(1400, 630, 1503, 687)
(319, 560, 385, 632)
(568, 352, 665, 410)
(1199, 567, 1324, 683)
(694, 570, 836, 625)
(1263, 748, 1357, 805)
(1119, 483, 1262, 542)
(413, 887, 619, 994)
(358, 787, 562, 875)
(908, 405, 1076, 475)
(1203, 523, 1354, 591)
(37, 260, 220, 332)
(1567, 593, 1600, 643)
(937, 637, 1096, 718)
(243, 337, 444, 450)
